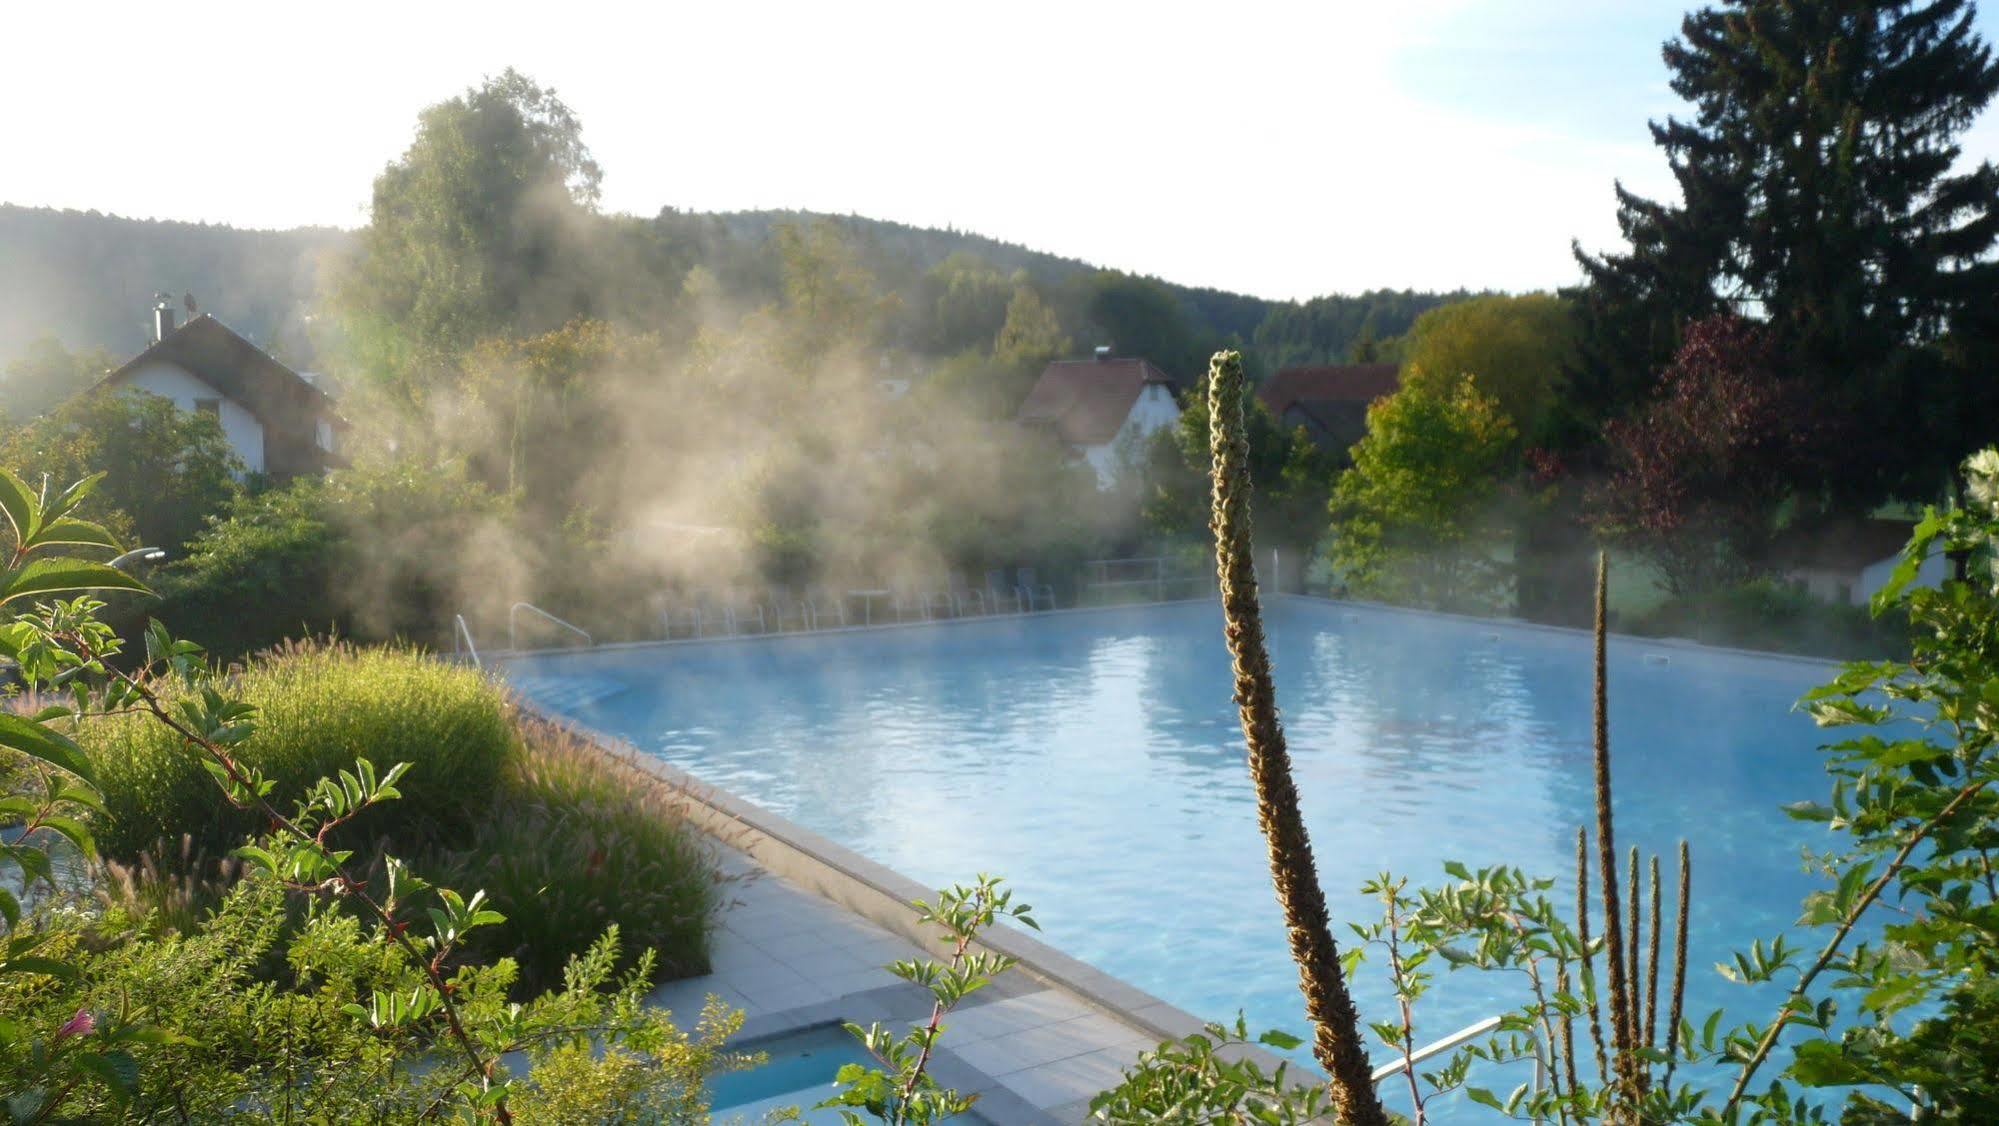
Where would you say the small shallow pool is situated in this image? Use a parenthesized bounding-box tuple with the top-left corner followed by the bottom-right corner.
(506, 598, 1839, 1078)
(709, 1024, 878, 1124)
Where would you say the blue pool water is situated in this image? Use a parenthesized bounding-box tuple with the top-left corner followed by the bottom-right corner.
(708, 1024, 879, 1123)
(505, 598, 1841, 1088)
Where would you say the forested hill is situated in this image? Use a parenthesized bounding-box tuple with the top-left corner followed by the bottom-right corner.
(0, 205, 342, 367)
(0, 202, 1464, 377)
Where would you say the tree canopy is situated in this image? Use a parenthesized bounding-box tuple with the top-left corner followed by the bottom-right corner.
(1397, 293, 1577, 443)
(1574, 0, 1999, 505)
(1330, 377, 1517, 611)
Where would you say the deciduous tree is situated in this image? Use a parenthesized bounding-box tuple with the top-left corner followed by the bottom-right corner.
(1398, 293, 1577, 443)
(1586, 315, 1814, 597)
(1330, 377, 1516, 611)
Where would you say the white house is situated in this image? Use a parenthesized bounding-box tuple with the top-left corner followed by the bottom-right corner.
(1777, 517, 1947, 606)
(89, 304, 346, 478)
(1016, 352, 1180, 486)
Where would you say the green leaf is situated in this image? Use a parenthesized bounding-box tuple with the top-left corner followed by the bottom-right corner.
(0, 714, 96, 784)
(1257, 1029, 1304, 1050)
(0, 469, 39, 547)
(73, 1050, 140, 1103)
(0, 558, 151, 605)
(31, 517, 121, 552)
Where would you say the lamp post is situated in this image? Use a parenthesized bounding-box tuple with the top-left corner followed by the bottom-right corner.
(108, 547, 165, 572)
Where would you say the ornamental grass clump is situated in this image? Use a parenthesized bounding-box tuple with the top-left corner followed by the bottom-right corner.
(78, 639, 517, 862)
(417, 718, 721, 993)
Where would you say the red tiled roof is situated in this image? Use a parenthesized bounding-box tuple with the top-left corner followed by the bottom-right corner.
(1017, 357, 1176, 445)
(92, 315, 348, 476)
(1256, 364, 1400, 417)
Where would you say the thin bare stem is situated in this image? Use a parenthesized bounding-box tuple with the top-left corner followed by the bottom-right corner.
(1383, 894, 1424, 1124)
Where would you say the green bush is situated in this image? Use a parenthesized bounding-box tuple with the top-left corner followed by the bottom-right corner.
(149, 463, 509, 661)
(79, 640, 517, 861)
(1628, 576, 1909, 659)
(418, 719, 720, 993)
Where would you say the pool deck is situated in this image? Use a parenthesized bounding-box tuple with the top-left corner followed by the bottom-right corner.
(653, 845, 1162, 1124)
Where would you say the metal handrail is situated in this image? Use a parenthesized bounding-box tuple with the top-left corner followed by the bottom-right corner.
(1370, 1015, 1503, 1084)
(453, 615, 481, 669)
(509, 602, 592, 650)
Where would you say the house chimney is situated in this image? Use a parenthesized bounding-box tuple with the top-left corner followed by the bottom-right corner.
(152, 299, 176, 343)
(1093, 345, 1112, 362)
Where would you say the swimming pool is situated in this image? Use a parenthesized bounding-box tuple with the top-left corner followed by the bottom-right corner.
(503, 597, 1839, 1080)
(708, 1024, 880, 1124)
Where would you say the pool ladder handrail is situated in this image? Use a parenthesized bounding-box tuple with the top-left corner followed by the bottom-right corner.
(509, 602, 592, 650)
(1369, 1014, 1502, 1085)
(452, 614, 481, 669)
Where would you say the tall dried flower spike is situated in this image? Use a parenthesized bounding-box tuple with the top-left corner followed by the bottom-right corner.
(1207, 349, 1388, 1126)
(1576, 826, 1608, 1089)
(1591, 552, 1638, 1110)
(1664, 842, 1692, 1091)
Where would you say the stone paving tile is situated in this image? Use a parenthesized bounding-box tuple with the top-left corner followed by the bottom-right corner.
(952, 1012, 1142, 1076)
(1002, 1045, 1147, 1112)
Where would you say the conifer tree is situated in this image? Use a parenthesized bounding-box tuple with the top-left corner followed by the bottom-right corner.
(1573, 0, 1999, 506)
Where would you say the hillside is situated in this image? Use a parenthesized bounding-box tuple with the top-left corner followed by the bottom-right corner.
(0, 203, 1460, 378)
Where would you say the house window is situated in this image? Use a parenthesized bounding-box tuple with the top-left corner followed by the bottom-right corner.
(193, 398, 222, 421)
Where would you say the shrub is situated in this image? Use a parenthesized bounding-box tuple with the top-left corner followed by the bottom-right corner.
(1628, 576, 1909, 660)
(0, 387, 242, 551)
(418, 719, 721, 993)
(0, 876, 744, 1123)
(149, 462, 510, 661)
(78, 640, 517, 861)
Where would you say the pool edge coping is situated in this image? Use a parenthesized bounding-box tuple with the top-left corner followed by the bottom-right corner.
(489, 590, 1854, 671)
(513, 698, 1322, 1092)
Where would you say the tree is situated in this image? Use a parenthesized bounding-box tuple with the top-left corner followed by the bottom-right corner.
(1083, 272, 1207, 378)
(1397, 294, 1576, 443)
(1586, 315, 1815, 598)
(771, 218, 894, 358)
(1250, 290, 1467, 371)
(992, 284, 1069, 373)
(1329, 377, 1516, 611)
(916, 253, 1013, 355)
(1574, 0, 1999, 506)
(0, 389, 241, 550)
(1139, 383, 1338, 557)
(338, 69, 603, 368)
(0, 336, 114, 422)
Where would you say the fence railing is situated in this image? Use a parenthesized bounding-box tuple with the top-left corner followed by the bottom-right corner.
(477, 558, 1231, 651)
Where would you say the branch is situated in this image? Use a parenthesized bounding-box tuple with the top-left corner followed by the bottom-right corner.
(1722, 779, 1991, 1113)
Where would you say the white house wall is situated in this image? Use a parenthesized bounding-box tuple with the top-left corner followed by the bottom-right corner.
(112, 362, 265, 474)
(1086, 383, 1181, 486)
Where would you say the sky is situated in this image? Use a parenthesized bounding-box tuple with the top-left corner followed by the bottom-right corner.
(8, 0, 1999, 302)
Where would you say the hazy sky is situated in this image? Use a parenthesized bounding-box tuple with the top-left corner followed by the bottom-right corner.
(11, 0, 1999, 301)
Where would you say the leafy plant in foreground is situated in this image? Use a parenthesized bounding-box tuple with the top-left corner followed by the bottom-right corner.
(0, 468, 740, 1121)
(821, 874, 1036, 1125)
